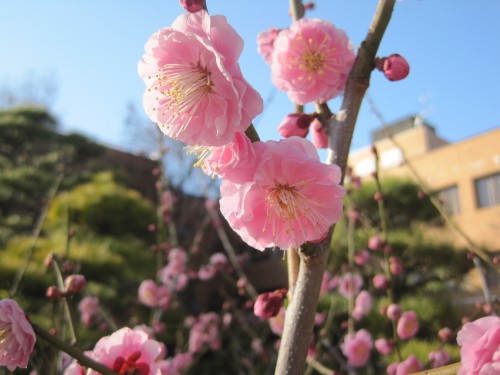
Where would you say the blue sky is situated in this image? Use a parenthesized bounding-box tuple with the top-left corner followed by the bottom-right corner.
(1, 0, 499, 155)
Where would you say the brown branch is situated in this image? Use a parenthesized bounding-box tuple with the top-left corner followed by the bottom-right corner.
(274, 1, 397, 374)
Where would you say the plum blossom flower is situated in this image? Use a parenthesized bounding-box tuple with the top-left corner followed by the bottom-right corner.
(395, 355, 422, 374)
(188, 313, 220, 353)
(199, 132, 255, 182)
(352, 290, 373, 321)
(397, 311, 419, 340)
(257, 27, 280, 64)
(386, 303, 403, 321)
(138, 280, 171, 310)
(372, 274, 389, 290)
(220, 137, 345, 250)
(88, 327, 168, 375)
(456, 316, 500, 375)
(428, 349, 451, 368)
(0, 299, 36, 371)
(271, 18, 355, 104)
(139, 11, 262, 147)
(375, 338, 393, 356)
(340, 329, 373, 367)
(78, 296, 100, 326)
(338, 273, 363, 298)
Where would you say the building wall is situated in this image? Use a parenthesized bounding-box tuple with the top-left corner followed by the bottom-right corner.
(348, 125, 500, 251)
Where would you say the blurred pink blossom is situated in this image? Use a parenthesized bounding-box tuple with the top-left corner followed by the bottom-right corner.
(269, 307, 286, 336)
(352, 290, 373, 321)
(368, 235, 384, 251)
(397, 311, 419, 340)
(271, 18, 355, 104)
(372, 274, 389, 290)
(428, 349, 451, 368)
(386, 304, 403, 321)
(354, 249, 371, 266)
(64, 274, 86, 295)
(395, 355, 422, 374)
(457, 316, 500, 375)
(78, 296, 100, 326)
(340, 329, 373, 367)
(139, 11, 262, 147)
(338, 273, 363, 298)
(197, 265, 216, 281)
(188, 313, 221, 353)
(220, 137, 344, 250)
(375, 338, 393, 356)
(0, 299, 36, 371)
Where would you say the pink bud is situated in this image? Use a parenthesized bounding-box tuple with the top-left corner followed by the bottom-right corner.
(311, 119, 328, 149)
(438, 327, 453, 342)
(375, 338, 393, 356)
(368, 235, 384, 251)
(373, 191, 384, 201)
(372, 274, 389, 290)
(277, 113, 311, 138)
(397, 311, 419, 340)
(386, 304, 403, 321)
(377, 54, 410, 81)
(64, 274, 86, 295)
(46, 286, 63, 299)
(254, 289, 287, 319)
(354, 250, 370, 266)
(389, 257, 404, 276)
(179, 0, 205, 13)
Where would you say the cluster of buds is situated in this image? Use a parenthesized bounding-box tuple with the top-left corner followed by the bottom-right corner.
(277, 114, 328, 149)
(46, 274, 86, 300)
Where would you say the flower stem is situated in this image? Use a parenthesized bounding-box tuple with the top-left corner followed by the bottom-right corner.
(32, 323, 119, 375)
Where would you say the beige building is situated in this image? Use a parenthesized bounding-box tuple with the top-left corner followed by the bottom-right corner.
(348, 116, 500, 251)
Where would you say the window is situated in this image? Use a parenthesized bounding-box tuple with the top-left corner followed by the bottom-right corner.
(438, 185, 461, 216)
(475, 173, 500, 208)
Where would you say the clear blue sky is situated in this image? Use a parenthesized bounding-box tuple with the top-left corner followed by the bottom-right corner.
(1, 0, 499, 154)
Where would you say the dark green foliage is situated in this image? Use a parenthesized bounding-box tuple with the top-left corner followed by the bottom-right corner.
(349, 178, 440, 229)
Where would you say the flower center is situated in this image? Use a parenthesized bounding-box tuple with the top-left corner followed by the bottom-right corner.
(266, 183, 302, 221)
(112, 351, 150, 375)
(302, 50, 324, 73)
(151, 64, 213, 138)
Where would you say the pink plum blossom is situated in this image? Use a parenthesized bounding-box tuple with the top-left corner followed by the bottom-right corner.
(197, 264, 216, 280)
(368, 235, 384, 251)
(138, 280, 171, 310)
(209, 252, 228, 268)
(270, 18, 355, 104)
(277, 113, 311, 138)
(188, 313, 221, 353)
(386, 304, 403, 321)
(373, 274, 389, 290)
(139, 11, 262, 147)
(338, 273, 363, 298)
(352, 290, 373, 321)
(0, 299, 36, 371)
(257, 27, 280, 64)
(387, 362, 399, 375)
(170, 352, 193, 373)
(340, 329, 373, 367)
(397, 311, 419, 340)
(78, 296, 100, 326)
(438, 326, 453, 342)
(220, 137, 345, 250)
(395, 355, 422, 374)
(200, 132, 256, 182)
(354, 249, 371, 266)
(428, 349, 451, 368)
(456, 316, 500, 375)
(375, 338, 393, 356)
(88, 327, 168, 375)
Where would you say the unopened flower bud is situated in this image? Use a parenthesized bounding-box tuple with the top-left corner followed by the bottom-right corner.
(373, 192, 384, 201)
(389, 256, 404, 276)
(277, 113, 311, 138)
(417, 190, 426, 199)
(179, 0, 205, 13)
(254, 289, 287, 319)
(372, 274, 389, 290)
(368, 235, 384, 251)
(46, 286, 63, 299)
(311, 119, 328, 149)
(304, 2, 315, 10)
(376, 54, 410, 81)
(386, 304, 403, 321)
(438, 327, 453, 342)
(64, 274, 86, 295)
